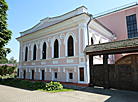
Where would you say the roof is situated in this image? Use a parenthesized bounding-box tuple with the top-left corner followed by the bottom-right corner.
(0, 64, 15, 66)
(94, 1, 138, 18)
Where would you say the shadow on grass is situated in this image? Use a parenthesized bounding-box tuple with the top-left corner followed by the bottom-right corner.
(0, 84, 35, 91)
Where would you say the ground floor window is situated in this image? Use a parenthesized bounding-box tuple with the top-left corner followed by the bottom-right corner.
(54, 72, 57, 78)
(17, 69, 19, 77)
(79, 67, 84, 81)
(23, 70, 26, 79)
(32, 70, 34, 80)
(69, 73, 73, 79)
(42, 70, 44, 80)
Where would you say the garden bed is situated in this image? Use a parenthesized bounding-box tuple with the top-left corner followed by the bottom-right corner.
(0, 79, 74, 93)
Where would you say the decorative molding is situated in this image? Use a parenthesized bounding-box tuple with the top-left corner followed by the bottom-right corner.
(24, 63, 27, 65)
(53, 60, 58, 64)
(67, 59, 74, 63)
(60, 33, 64, 39)
(49, 67, 60, 72)
(63, 67, 76, 73)
(32, 63, 36, 65)
(41, 62, 46, 64)
(48, 37, 51, 42)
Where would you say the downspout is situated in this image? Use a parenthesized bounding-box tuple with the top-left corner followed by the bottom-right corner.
(87, 14, 93, 45)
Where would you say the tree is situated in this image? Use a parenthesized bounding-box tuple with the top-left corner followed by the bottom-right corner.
(0, 0, 12, 59)
(0, 57, 8, 64)
(8, 57, 16, 65)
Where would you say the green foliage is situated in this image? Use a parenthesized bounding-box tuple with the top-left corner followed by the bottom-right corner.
(30, 81, 45, 90)
(0, 0, 12, 59)
(20, 80, 32, 89)
(45, 81, 63, 91)
(7, 66, 15, 75)
(0, 65, 8, 75)
(0, 57, 8, 64)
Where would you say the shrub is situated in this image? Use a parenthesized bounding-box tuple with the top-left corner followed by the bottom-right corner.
(8, 66, 16, 75)
(45, 81, 63, 91)
(20, 80, 32, 89)
(30, 81, 45, 90)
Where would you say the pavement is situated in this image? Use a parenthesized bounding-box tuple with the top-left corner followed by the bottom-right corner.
(0, 84, 138, 102)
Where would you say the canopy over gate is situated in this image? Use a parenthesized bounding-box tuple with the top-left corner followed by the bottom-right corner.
(84, 37, 138, 89)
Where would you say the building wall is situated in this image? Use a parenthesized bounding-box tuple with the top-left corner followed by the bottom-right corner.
(96, 6, 138, 61)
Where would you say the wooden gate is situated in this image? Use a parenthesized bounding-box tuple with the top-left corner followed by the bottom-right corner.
(92, 54, 138, 91)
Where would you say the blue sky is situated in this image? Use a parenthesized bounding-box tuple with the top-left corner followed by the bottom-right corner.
(6, 0, 136, 61)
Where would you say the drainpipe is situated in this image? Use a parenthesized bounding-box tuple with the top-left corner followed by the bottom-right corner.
(87, 14, 93, 45)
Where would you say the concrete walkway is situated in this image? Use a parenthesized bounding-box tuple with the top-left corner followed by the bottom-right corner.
(0, 85, 138, 102)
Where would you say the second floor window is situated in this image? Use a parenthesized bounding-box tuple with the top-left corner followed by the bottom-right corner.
(25, 47, 28, 61)
(126, 14, 137, 38)
(68, 36, 74, 56)
(33, 44, 37, 60)
(54, 39, 59, 58)
(42, 42, 46, 59)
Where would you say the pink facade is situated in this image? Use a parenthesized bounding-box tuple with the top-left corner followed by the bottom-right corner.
(16, 6, 116, 86)
(96, 4, 138, 61)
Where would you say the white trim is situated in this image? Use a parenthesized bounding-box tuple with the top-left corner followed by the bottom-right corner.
(53, 60, 58, 64)
(21, 64, 84, 68)
(67, 59, 74, 63)
(63, 67, 76, 73)
(20, 54, 85, 62)
(49, 67, 60, 72)
(39, 69, 45, 80)
(64, 31, 77, 57)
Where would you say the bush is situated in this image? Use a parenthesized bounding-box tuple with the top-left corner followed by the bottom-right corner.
(20, 80, 32, 89)
(30, 81, 45, 90)
(8, 66, 16, 75)
(45, 81, 63, 91)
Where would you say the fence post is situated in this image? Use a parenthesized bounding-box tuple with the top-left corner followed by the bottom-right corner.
(103, 54, 109, 89)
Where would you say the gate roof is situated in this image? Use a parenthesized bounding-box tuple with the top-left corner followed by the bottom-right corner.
(84, 37, 138, 55)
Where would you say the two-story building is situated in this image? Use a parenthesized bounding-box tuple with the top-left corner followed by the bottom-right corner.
(16, 6, 114, 86)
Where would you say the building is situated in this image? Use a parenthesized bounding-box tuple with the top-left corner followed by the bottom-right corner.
(16, 2, 138, 87)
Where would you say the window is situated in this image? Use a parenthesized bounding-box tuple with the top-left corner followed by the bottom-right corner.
(79, 68, 84, 81)
(42, 70, 44, 80)
(54, 39, 59, 58)
(54, 72, 57, 78)
(33, 44, 37, 60)
(68, 36, 74, 56)
(17, 69, 19, 77)
(42, 42, 46, 59)
(126, 14, 137, 38)
(91, 37, 93, 45)
(69, 73, 73, 79)
(32, 70, 34, 80)
(25, 47, 28, 61)
(23, 70, 26, 79)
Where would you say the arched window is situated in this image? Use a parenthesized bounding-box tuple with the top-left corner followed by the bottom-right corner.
(42, 42, 46, 59)
(33, 44, 37, 60)
(54, 39, 58, 58)
(91, 37, 93, 45)
(25, 47, 28, 61)
(68, 36, 74, 56)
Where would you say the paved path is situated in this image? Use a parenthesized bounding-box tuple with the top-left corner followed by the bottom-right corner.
(0, 85, 138, 102)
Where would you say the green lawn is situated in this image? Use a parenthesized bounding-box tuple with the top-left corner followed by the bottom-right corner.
(38, 88, 74, 93)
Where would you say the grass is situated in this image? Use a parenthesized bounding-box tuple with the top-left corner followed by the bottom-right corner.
(38, 88, 74, 93)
